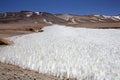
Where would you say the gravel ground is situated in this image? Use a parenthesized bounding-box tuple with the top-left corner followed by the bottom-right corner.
(0, 62, 76, 80)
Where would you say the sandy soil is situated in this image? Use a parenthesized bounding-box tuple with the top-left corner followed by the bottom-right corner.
(0, 23, 50, 38)
(66, 22, 120, 28)
(0, 62, 76, 80)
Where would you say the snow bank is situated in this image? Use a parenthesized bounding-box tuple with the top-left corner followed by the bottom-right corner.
(0, 25, 120, 80)
(102, 15, 120, 21)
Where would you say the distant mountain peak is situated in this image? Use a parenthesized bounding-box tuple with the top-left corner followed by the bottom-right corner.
(0, 11, 120, 24)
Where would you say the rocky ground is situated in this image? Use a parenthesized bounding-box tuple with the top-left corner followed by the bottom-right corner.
(0, 62, 76, 80)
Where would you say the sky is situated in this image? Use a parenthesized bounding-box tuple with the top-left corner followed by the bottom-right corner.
(0, 0, 120, 15)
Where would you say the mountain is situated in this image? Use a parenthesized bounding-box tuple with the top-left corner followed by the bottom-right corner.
(0, 11, 66, 24)
(55, 14, 120, 23)
(0, 11, 120, 24)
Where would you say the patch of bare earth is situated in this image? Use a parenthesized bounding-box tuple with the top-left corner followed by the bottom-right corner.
(0, 62, 76, 80)
(66, 22, 120, 29)
(0, 23, 50, 38)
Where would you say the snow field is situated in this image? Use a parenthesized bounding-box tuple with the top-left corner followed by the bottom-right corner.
(0, 25, 120, 80)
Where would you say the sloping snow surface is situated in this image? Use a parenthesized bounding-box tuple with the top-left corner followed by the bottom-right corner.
(0, 25, 120, 80)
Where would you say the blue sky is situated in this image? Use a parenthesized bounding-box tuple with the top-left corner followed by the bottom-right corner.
(0, 0, 120, 15)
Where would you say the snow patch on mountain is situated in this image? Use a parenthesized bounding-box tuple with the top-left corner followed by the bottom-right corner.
(94, 15, 101, 17)
(26, 12, 33, 17)
(43, 19, 52, 24)
(56, 14, 73, 21)
(112, 16, 120, 20)
(102, 15, 120, 20)
(35, 12, 40, 15)
(71, 18, 77, 23)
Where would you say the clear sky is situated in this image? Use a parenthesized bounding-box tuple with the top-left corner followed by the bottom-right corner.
(0, 0, 120, 15)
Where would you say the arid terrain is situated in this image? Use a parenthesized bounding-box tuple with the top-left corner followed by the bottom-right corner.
(0, 62, 77, 80)
(0, 22, 120, 38)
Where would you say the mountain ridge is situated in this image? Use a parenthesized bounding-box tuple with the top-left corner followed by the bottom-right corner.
(0, 10, 120, 24)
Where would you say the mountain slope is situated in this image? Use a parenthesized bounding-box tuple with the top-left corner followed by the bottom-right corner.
(55, 14, 120, 23)
(0, 11, 120, 24)
(0, 11, 67, 24)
